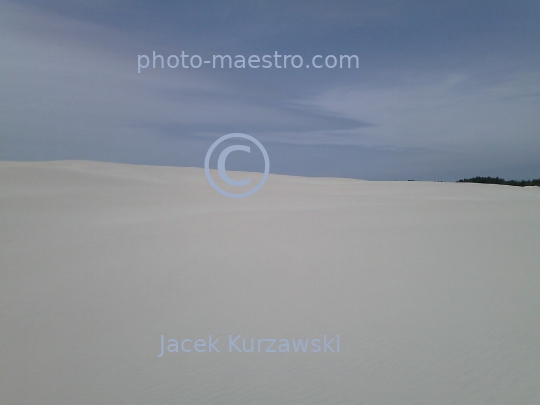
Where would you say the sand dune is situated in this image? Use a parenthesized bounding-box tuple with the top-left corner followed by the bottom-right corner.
(1, 160, 539, 404)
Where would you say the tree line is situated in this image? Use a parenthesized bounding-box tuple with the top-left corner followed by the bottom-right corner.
(457, 176, 540, 187)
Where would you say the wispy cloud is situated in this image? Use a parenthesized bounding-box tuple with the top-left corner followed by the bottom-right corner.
(1, 0, 539, 180)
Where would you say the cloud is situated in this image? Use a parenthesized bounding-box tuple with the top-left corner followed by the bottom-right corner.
(0, 0, 374, 153)
(301, 71, 540, 151)
(1, 0, 539, 180)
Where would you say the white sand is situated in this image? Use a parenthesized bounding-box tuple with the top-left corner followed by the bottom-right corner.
(1, 160, 539, 404)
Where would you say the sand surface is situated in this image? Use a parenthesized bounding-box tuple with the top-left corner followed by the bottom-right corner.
(1, 160, 539, 404)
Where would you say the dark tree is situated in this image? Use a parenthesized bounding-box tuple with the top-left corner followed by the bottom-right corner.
(457, 177, 540, 187)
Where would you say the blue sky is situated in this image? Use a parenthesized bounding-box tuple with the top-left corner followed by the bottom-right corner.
(1, 0, 539, 180)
